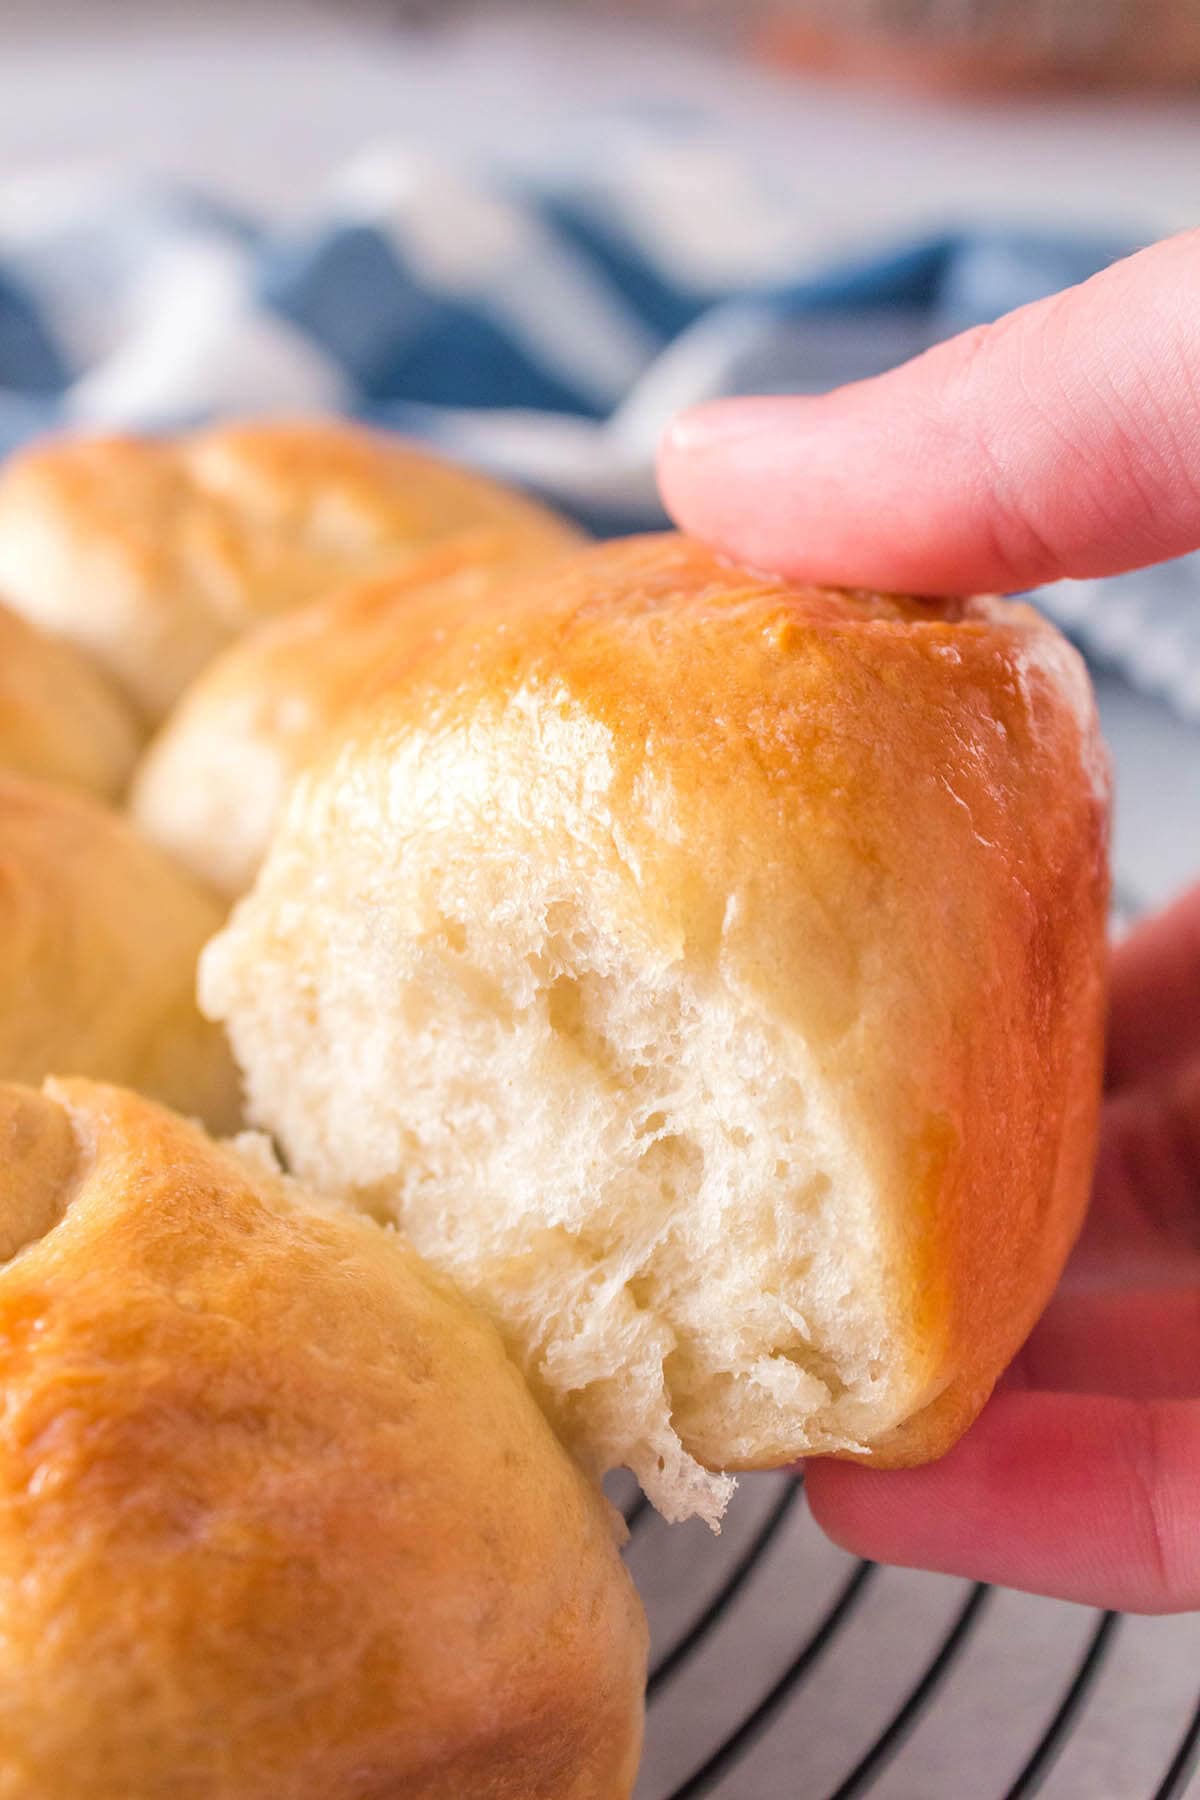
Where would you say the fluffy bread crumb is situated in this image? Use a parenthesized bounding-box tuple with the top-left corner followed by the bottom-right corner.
(203, 694, 908, 1528)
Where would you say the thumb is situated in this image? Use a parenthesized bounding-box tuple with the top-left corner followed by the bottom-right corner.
(658, 231, 1200, 595)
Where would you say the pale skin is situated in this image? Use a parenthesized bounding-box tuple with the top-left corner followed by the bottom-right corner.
(658, 230, 1200, 1614)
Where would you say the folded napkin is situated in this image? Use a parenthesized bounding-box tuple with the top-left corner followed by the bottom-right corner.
(0, 150, 1195, 722)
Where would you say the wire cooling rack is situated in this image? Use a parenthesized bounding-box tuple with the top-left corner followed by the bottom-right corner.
(614, 877, 1200, 1800)
(610, 1469, 1200, 1800)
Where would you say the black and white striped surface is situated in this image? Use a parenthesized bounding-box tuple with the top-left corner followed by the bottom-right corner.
(613, 1469, 1200, 1800)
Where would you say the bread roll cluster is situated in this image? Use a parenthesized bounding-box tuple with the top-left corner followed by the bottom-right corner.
(0, 418, 1111, 1793)
(0, 420, 643, 1795)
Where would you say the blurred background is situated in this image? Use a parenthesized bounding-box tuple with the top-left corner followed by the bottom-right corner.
(2, 7, 1199, 1794)
(6, 2, 1200, 224)
(7, 0, 1186, 868)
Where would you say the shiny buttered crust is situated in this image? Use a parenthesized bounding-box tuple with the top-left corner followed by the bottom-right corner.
(0, 776, 239, 1132)
(0, 1080, 646, 1800)
(0, 420, 579, 720)
(0, 601, 141, 800)
(132, 526, 582, 896)
(204, 534, 1111, 1526)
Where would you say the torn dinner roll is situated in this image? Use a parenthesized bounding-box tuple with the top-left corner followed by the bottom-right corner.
(201, 534, 1110, 1526)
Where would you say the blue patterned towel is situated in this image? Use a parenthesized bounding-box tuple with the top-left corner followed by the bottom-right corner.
(0, 152, 1194, 722)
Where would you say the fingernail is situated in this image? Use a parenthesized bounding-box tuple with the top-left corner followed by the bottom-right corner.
(663, 397, 798, 455)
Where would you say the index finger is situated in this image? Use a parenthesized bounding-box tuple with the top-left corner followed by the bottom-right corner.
(658, 232, 1200, 596)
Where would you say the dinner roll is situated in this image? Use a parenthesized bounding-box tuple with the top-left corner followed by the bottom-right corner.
(202, 534, 1110, 1527)
(0, 1079, 646, 1799)
(132, 526, 580, 897)
(0, 599, 140, 799)
(0, 420, 578, 720)
(0, 775, 239, 1132)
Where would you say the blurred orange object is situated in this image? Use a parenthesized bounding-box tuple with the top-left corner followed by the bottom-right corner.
(753, 0, 1200, 93)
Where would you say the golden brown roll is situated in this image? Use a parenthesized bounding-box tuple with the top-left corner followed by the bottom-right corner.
(0, 775, 239, 1131)
(0, 1079, 646, 1799)
(132, 525, 581, 897)
(0, 599, 140, 799)
(0, 420, 578, 721)
(203, 534, 1110, 1527)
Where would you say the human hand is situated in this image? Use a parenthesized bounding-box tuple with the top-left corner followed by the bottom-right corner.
(659, 231, 1200, 1612)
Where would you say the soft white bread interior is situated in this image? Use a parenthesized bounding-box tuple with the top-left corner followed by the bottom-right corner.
(0, 774, 239, 1132)
(0, 599, 141, 799)
(201, 535, 1111, 1527)
(0, 419, 578, 720)
(132, 526, 581, 897)
(0, 1079, 646, 1799)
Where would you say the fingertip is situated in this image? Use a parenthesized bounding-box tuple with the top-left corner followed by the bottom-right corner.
(804, 1454, 954, 1571)
(660, 396, 795, 459)
(654, 412, 701, 534)
(658, 237, 1200, 595)
(655, 399, 758, 538)
(801, 1458, 884, 1561)
(805, 1392, 1200, 1613)
(657, 402, 720, 464)
(657, 395, 842, 576)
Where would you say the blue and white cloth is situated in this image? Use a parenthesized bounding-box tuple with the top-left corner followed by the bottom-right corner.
(0, 148, 1196, 722)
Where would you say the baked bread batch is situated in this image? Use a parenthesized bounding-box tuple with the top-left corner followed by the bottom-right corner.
(0, 419, 1110, 1794)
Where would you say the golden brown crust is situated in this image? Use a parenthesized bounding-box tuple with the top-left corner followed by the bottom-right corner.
(0, 775, 240, 1132)
(132, 525, 581, 895)
(0, 1079, 646, 1799)
(213, 533, 1108, 1480)
(484, 538, 1109, 1471)
(0, 421, 577, 720)
(0, 601, 141, 800)
(536, 538, 1108, 1471)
